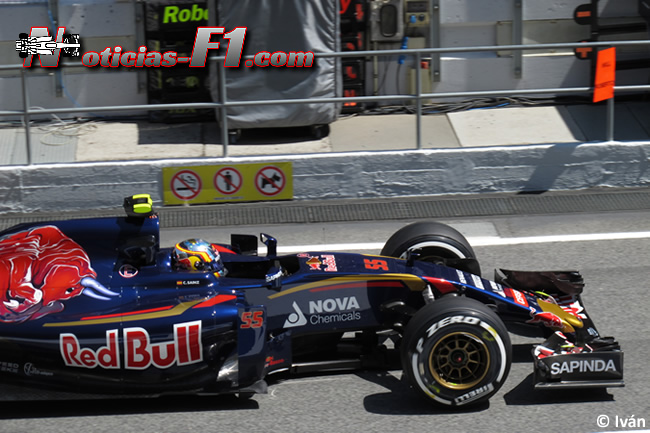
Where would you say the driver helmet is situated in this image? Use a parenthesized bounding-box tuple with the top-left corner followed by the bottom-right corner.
(173, 239, 227, 276)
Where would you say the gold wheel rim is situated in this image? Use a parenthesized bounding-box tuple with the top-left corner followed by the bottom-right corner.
(428, 331, 490, 390)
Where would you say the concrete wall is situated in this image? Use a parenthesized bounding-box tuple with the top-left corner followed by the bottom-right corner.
(2, 140, 649, 214)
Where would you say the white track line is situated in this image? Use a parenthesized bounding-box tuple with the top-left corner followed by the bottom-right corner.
(268, 231, 650, 254)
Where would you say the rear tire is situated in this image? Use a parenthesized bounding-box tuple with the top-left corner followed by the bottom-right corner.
(400, 296, 511, 407)
(381, 221, 480, 276)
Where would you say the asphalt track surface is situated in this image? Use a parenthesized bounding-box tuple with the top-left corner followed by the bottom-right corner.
(1, 203, 650, 433)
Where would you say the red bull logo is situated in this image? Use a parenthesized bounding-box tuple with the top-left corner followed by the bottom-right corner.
(527, 310, 563, 328)
(0, 225, 118, 323)
(60, 321, 202, 369)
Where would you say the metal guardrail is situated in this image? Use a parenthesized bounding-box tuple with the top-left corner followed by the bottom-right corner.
(1, 40, 650, 164)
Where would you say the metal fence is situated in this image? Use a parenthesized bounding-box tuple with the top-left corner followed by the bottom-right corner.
(1, 39, 650, 164)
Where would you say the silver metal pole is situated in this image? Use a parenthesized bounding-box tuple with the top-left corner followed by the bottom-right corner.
(373, 41, 379, 95)
(415, 52, 422, 150)
(606, 97, 615, 141)
(513, 0, 523, 78)
(20, 68, 32, 165)
(218, 62, 229, 157)
(429, 0, 441, 82)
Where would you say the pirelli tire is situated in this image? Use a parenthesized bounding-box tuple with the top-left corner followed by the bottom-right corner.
(401, 296, 512, 407)
(381, 221, 480, 276)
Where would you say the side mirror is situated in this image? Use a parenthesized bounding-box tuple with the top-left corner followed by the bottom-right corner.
(260, 233, 277, 257)
(265, 265, 282, 290)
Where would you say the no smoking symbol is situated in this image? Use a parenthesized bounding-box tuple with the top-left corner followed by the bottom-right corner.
(171, 170, 202, 200)
(255, 166, 286, 196)
(214, 167, 242, 195)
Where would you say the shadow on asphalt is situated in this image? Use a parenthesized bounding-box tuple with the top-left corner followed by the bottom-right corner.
(137, 122, 325, 146)
(0, 343, 615, 418)
(357, 370, 490, 415)
(358, 343, 614, 413)
(0, 394, 258, 419)
(504, 374, 615, 406)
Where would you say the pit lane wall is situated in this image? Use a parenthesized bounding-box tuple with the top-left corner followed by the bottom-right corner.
(2, 140, 650, 214)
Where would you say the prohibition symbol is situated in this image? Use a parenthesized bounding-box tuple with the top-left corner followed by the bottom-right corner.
(255, 166, 286, 196)
(170, 170, 202, 200)
(214, 167, 242, 195)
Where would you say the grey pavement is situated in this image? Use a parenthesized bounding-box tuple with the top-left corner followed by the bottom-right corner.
(1, 100, 649, 165)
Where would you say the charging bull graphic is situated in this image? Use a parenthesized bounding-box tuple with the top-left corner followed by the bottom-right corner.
(0, 225, 118, 323)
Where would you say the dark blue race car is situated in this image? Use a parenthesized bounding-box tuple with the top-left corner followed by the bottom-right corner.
(0, 195, 623, 407)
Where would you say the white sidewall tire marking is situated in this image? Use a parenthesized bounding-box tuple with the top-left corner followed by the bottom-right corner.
(398, 241, 468, 260)
(480, 321, 507, 383)
(411, 343, 452, 405)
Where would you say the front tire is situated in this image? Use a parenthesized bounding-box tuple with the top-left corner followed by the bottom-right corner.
(400, 296, 511, 407)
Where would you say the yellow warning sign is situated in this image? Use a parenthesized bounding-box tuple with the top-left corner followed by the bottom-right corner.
(162, 162, 293, 205)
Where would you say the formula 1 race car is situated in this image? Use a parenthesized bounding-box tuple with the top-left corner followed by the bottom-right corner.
(0, 195, 623, 407)
(15, 32, 80, 58)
